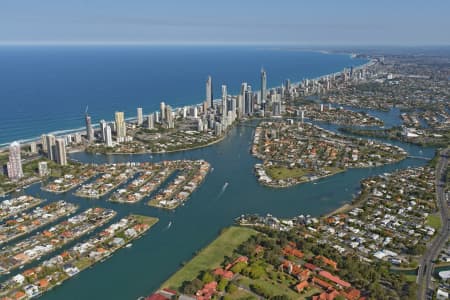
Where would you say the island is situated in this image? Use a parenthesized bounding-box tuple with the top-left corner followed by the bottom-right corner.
(147, 160, 211, 209)
(252, 120, 407, 187)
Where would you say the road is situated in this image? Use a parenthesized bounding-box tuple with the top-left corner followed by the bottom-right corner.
(417, 148, 449, 300)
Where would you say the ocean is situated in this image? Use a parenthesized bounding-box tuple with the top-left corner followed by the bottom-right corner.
(0, 45, 367, 147)
(0, 46, 413, 300)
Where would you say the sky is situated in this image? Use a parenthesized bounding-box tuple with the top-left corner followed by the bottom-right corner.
(1, 0, 449, 46)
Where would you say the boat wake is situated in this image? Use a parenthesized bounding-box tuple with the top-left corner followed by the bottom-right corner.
(163, 221, 172, 231)
(215, 182, 229, 201)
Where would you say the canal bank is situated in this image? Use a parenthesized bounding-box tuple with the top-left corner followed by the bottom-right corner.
(16, 107, 431, 299)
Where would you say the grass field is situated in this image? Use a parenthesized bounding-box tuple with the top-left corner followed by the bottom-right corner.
(426, 214, 442, 230)
(162, 226, 257, 290)
(265, 166, 309, 180)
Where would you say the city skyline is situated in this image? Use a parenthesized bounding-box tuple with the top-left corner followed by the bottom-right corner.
(1, 0, 450, 46)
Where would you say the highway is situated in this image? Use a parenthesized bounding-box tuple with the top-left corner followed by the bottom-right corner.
(417, 148, 449, 300)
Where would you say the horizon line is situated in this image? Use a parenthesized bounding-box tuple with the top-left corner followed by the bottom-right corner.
(0, 41, 450, 47)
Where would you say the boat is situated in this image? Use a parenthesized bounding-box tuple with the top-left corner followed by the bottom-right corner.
(167, 221, 172, 229)
(223, 182, 229, 190)
(125, 243, 133, 248)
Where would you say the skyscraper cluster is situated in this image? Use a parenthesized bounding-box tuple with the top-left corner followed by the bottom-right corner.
(41, 134, 67, 166)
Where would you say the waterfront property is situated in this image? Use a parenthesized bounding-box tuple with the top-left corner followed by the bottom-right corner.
(110, 163, 174, 203)
(287, 103, 384, 127)
(0, 200, 77, 245)
(252, 120, 407, 187)
(0, 214, 158, 299)
(147, 160, 210, 209)
(0, 196, 44, 222)
(41, 167, 97, 194)
(0, 207, 116, 274)
(317, 166, 437, 267)
(74, 164, 135, 199)
(0, 48, 444, 298)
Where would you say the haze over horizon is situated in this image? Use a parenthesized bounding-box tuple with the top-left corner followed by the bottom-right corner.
(1, 0, 450, 46)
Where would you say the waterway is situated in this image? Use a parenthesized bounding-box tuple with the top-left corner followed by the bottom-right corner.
(2, 107, 433, 299)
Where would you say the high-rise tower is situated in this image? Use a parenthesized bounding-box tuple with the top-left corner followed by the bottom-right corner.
(221, 85, 227, 115)
(206, 75, 213, 108)
(137, 107, 143, 126)
(261, 68, 267, 105)
(115, 112, 126, 138)
(55, 138, 67, 166)
(45, 134, 56, 161)
(7, 141, 23, 180)
(85, 113, 94, 143)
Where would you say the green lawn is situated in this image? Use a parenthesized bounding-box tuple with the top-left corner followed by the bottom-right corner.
(426, 214, 442, 230)
(162, 226, 257, 290)
(131, 215, 159, 226)
(265, 166, 309, 180)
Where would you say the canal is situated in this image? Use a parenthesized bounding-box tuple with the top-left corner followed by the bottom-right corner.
(13, 108, 435, 299)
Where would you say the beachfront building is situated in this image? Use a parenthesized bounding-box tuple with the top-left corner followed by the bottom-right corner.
(55, 138, 67, 166)
(85, 113, 94, 143)
(205, 75, 212, 109)
(105, 125, 113, 147)
(45, 134, 56, 161)
(261, 68, 267, 105)
(137, 107, 143, 126)
(165, 105, 175, 129)
(7, 141, 23, 180)
(147, 113, 155, 130)
(115, 111, 127, 140)
(160, 102, 166, 122)
(100, 120, 107, 142)
(221, 85, 227, 116)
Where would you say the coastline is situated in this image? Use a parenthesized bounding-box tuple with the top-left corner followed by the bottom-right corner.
(0, 49, 369, 150)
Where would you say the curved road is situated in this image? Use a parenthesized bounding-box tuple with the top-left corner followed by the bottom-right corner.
(417, 148, 449, 300)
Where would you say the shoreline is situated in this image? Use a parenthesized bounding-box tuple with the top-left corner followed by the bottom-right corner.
(75, 130, 229, 156)
(0, 50, 369, 150)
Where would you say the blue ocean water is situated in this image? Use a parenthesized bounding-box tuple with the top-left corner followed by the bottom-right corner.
(0, 46, 367, 146)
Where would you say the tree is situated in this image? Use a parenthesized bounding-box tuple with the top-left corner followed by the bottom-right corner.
(243, 264, 265, 279)
(201, 271, 214, 284)
(230, 261, 247, 274)
(181, 278, 203, 295)
(226, 283, 238, 294)
(217, 279, 228, 292)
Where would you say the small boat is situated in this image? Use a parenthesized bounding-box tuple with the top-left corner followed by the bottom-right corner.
(223, 182, 229, 190)
(167, 221, 172, 229)
(125, 243, 133, 248)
